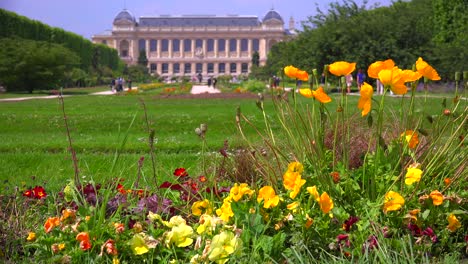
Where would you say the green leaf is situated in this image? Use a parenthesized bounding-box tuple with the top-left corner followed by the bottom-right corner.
(367, 114, 373, 128)
(422, 209, 431, 220)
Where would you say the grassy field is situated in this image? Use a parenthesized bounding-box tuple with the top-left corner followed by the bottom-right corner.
(0, 90, 459, 192)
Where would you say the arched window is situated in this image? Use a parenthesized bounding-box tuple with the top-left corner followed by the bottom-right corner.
(161, 39, 169, 52)
(138, 39, 146, 51)
(119, 40, 129, 57)
(150, 39, 157, 52)
(252, 39, 259, 52)
(241, 63, 248, 73)
(229, 39, 237, 52)
(241, 39, 248, 51)
(230, 63, 237, 73)
(218, 63, 225, 73)
(207, 39, 214, 52)
(172, 39, 180, 52)
(218, 39, 226, 52)
(184, 39, 192, 52)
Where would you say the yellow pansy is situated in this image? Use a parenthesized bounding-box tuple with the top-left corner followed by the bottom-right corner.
(208, 231, 239, 264)
(191, 199, 212, 216)
(405, 167, 423, 185)
(447, 214, 461, 232)
(429, 190, 444, 206)
(130, 234, 149, 255)
(306, 186, 320, 201)
(383, 191, 405, 213)
(229, 183, 254, 202)
(401, 130, 419, 149)
(257, 186, 280, 209)
(318, 192, 334, 214)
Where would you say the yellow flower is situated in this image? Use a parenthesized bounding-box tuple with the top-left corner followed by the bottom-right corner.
(284, 65, 309, 81)
(130, 234, 149, 255)
(306, 186, 320, 201)
(401, 130, 419, 149)
(328, 61, 356, 77)
(367, 59, 395, 79)
(416, 57, 441, 81)
(165, 222, 194, 248)
(113, 256, 120, 264)
(400, 69, 422, 83)
(208, 231, 239, 264)
(26, 232, 36, 241)
(429, 190, 444, 206)
(283, 171, 300, 191)
(405, 167, 423, 185)
(383, 191, 405, 213)
(289, 177, 306, 199)
(318, 192, 334, 214)
(447, 214, 461, 232)
(305, 214, 314, 229)
(196, 214, 216, 235)
(299, 87, 332, 103)
(229, 183, 254, 202)
(257, 186, 280, 209)
(60, 208, 76, 223)
(287, 201, 300, 211)
(284, 65, 299, 79)
(191, 199, 212, 216)
(378, 67, 408, 95)
(216, 198, 234, 222)
(357, 82, 373, 116)
(287, 161, 304, 173)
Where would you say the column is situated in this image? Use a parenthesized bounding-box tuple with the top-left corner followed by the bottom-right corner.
(226, 40, 230, 57)
(181, 39, 185, 58)
(169, 63, 173, 75)
(145, 39, 150, 58)
(191, 39, 195, 57)
(236, 39, 241, 58)
(237, 62, 241, 75)
(157, 39, 161, 58)
(214, 39, 218, 57)
(202, 39, 207, 55)
(248, 39, 252, 55)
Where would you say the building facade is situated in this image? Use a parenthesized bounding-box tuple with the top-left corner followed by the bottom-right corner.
(92, 9, 296, 78)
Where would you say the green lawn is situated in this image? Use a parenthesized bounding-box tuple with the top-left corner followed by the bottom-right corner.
(0, 91, 458, 192)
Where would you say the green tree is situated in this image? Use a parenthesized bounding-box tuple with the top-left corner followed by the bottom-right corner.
(138, 50, 148, 67)
(0, 38, 80, 92)
(251, 51, 260, 67)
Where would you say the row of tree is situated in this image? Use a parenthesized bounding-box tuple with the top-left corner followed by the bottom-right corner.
(261, 0, 467, 81)
(0, 9, 124, 92)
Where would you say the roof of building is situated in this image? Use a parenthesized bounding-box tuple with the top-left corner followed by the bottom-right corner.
(262, 9, 284, 23)
(114, 9, 136, 24)
(138, 15, 261, 27)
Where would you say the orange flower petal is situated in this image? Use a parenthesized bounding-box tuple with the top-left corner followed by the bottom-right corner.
(367, 59, 395, 79)
(329, 61, 356, 77)
(416, 57, 441, 81)
(357, 82, 373, 116)
(299, 88, 314, 98)
(312, 87, 332, 103)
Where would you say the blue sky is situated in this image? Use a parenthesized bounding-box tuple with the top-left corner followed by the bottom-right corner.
(1, 0, 393, 39)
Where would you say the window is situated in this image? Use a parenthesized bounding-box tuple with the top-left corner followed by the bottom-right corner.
(208, 63, 214, 73)
(173, 63, 180, 74)
(229, 39, 237, 52)
(230, 63, 237, 73)
(101, 40, 107, 45)
(241, 39, 248, 51)
(252, 39, 259, 52)
(184, 39, 191, 52)
(172, 39, 180, 52)
(195, 39, 203, 48)
(207, 39, 214, 52)
(150, 63, 157, 73)
(119, 40, 129, 57)
(162, 63, 169, 74)
(184, 63, 191, 74)
(241, 63, 248, 73)
(196, 63, 202, 73)
(218, 63, 225, 73)
(218, 39, 225, 52)
(150, 39, 157, 51)
(161, 39, 169, 52)
(138, 39, 146, 51)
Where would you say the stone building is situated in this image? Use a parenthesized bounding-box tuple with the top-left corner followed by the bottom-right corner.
(92, 8, 296, 78)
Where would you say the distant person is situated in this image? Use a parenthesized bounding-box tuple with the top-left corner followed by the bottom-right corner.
(207, 77, 212, 87)
(356, 69, 365, 90)
(320, 73, 326, 86)
(213, 77, 218, 88)
(111, 78, 116, 92)
(127, 78, 132, 90)
(197, 72, 203, 84)
(345, 74, 353, 93)
(275, 76, 280, 88)
(117, 77, 123, 92)
(376, 79, 384, 95)
(271, 76, 277, 89)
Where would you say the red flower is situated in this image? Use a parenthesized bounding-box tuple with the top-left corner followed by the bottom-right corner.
(342, 216, 359, 232)
(173, 168, 188, 177)
(23, 186, 47, 199)
(23, 189, 34, 198)
(116, 183, 126, 194)
(76, 232, 91, 251)
(198, 175, 207, 182)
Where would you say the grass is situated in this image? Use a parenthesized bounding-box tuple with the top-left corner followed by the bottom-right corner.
(0, 90, 460, 192)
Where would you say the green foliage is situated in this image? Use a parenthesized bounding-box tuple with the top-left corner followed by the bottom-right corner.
(137, 50, 148, 67)
(127, 64, 150, 83)
(251, 51, 260, 67)
(244, 79, 267, 93)
(0, 38, 80, 92)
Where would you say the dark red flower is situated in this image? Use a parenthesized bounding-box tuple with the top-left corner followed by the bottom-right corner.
(23, 189, 34, 198)
(342, 216, 359, 232)
(422, 227, 438, 243)
(159, 181, 183, 191)
(173, 168, 188, 177)
(336, 234, 350, 248)
(33, 186, 47, 199)
(362, 235, 379, 253)
(408, 222, 422, 237)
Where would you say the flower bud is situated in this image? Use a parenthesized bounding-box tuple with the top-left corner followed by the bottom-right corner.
(200, 123, 208, 133)
(443, 109, 451, 116)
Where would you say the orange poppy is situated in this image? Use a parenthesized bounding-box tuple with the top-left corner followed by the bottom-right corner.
(367, 59, 395, 79)
(357, 82, 373, 116)
(378, 67, 407, 95)
(328, 61, 356, 77)
(416, 57, 441, 81)
(299, 87, 332, 103)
